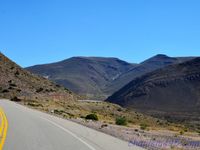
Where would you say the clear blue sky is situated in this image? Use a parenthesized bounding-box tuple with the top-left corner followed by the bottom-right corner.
(0, 0, 200, 67)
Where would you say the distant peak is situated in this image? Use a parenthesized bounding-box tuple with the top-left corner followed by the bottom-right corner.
(148, 54, 173, 61)
(141, 54, 176, 64)
(154, 54, 169, 58)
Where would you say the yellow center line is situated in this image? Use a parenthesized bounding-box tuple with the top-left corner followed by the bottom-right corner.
(0, 108, 8, 150)
(0, 111, 4, 137)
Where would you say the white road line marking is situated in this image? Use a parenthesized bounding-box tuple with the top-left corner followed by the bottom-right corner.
(40, 117, 97, 150)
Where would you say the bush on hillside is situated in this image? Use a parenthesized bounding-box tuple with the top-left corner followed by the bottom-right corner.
(11, 96, 21, 102)
(115, 117, 127, 126)
(85, 114, 98, 121)
(140, 123, 148, 130)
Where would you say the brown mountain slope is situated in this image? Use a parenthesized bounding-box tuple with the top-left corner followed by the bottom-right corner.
(104, 54, 194, 95)
(107, 57, 200, 124)
(0, 53, 76, 101)
(26, 57, 136, 99)
(26, 54, 193, 100)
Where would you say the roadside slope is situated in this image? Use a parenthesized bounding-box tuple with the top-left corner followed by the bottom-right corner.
(0, 99, 144, 150)
(0, 52, 76, 101)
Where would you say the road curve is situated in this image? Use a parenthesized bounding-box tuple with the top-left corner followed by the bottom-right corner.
(0, 99, 145, 150)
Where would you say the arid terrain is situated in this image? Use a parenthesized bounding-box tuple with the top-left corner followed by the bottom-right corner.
(22, 99, 200, 150)
(0, 52, 200, 150)
(26, 54, 194, 100)
(0, 53, 77, 101)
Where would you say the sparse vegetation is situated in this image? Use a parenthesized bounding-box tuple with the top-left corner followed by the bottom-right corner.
(11, 96, 21, 102)
(85, 114, 98, 121)
(54, 109, 65, 115)
(0, 53, 76, 102)
(9, 83, 17, 87)
(15, 70, 20, 76)
(140, 123, 148, 130)
(36, 88, 44, 93)
(117, 108, 123, 112)
(101, 124, 108, 128)
(27, 102, 43, 107)
(115, 117, 127, 126)
(198, 130, 200, 135)
(1, 53, 200, 150)
(183, 127, 188, 132)
(179, 130, 184, 135)
(2, 89, 9, 93)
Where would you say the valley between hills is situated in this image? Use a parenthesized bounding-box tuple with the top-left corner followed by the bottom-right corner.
(1, 52, 200, 150)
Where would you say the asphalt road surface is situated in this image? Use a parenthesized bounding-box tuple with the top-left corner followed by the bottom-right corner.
(0, 99, 145, 150)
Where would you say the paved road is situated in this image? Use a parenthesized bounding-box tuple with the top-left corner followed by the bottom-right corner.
(0, 99, 144, 150)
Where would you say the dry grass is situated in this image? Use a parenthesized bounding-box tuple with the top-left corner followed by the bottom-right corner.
(21, 99, 189, 133)
(18, 99, 200, 150)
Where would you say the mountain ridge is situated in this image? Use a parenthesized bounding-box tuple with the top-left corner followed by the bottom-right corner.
(103, 54, 194, 95)
(106, 57, 200, 124)
(26, 54, 195, 99)
(26, 56, 136, 99)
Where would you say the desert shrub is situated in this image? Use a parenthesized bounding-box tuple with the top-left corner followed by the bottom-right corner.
(2, 89, 9, 93)
(54, 109, 65, 115)
(184, 128, 188, 132)
(64, 88, 70, 92)
(85, 114, 98, 121)
(158, 122, 164, 126)
(10, 66, 14, 70)
(134, 129, 139, 132)
(27, 102, 43, 107)
(115, 117, 127, 126)
(197, 130, 200, 135)
(140, 123, 148, 130)
(180, 130, 184, 135)
(15, 70, 20, 76)
(36, 88, 43, 93)
(47, 89, 55, 92)
(9, 83, 17, 87)
(17, 89, 21, 92)
(117, 108, 123, 112)
(101, 124, 108, 128)
(11, 96, 21, 102)
(55, 84, 61, 87)
(8, 87, 14, 90)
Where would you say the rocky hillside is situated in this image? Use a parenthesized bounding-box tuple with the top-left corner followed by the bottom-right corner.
(26, 57, 136, 99)
(27, 54, 194, 100)
(104, 54, 194, 94)
(107, 57, 200, 124)
(0, 53, 76, 101)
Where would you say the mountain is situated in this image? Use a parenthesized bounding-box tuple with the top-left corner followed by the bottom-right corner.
(104, 54, 194, 94)
(26, 57, 136, 99)
(26, 54, 194, 100)
(0, 53, 76, 101)
(107, 57, 200, 124)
